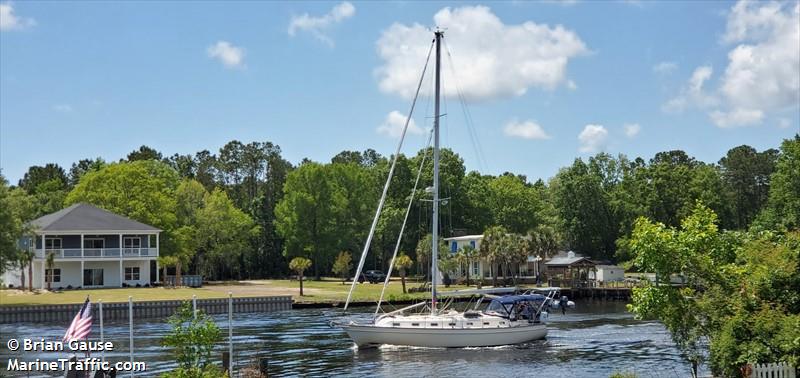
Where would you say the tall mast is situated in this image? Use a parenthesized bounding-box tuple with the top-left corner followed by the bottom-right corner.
(431, 29, 443, 315)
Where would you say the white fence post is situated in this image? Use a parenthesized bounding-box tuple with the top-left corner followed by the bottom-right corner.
(750, 362, 797, 378)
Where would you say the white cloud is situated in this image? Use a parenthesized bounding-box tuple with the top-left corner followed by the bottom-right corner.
(663, 1, 799, 128)
(0, 2, 35, 31)
(376, 5, 588, 102)
(52, 104, 73, 113)
(623, 123, 641, 138)
(578, 124, 608, 153)
(504, 120, 551, 140)
(719, 1, 799, 115)
(376, 111, 424, 138)
(652, 61, 677, 75)
(662, 65, 719, 113)
(206, 41, 245, 68)
(709, 108, 764, 128)
(288, 2, 355, 47)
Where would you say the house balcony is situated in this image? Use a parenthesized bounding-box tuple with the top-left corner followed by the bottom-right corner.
(35, 248, 159, 259)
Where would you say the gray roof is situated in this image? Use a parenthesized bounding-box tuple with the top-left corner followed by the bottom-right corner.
(31, 203, 160, 233)
(545, 251, 594, 266)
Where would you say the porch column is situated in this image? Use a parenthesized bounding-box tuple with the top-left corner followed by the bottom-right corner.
(40, 234, 46, 290)
(119, 234, 124, 287)
(80, 233, 84, 288)
(155, 233, 160, 283)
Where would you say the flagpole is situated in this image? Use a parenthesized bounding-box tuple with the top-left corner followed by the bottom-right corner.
(128, 296, 134, 378)
(99, 300, 104, 363)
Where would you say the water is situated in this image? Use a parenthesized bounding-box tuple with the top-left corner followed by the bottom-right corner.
(1, 300, 702, 377)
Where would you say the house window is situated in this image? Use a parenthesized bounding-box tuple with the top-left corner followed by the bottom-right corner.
(83, 269, 104, 286)
(45, 238, 62, 250)
(470, 240, 476, 248)
(123, 237, 141, 249)
(45, 268, 61, 283)
(84, 238, 105, 249)
(125, 267, 140, 281)
(472, 261, 480, 276)
(451, 241, 458, 253)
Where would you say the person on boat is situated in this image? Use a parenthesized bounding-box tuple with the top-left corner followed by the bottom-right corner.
(521, 302, 534, 321)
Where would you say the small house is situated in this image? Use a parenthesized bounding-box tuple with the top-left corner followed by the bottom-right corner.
(593, 265, 625, 282)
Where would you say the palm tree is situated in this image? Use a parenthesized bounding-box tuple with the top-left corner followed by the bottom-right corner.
(289, 257, 312, 296)
(415, 233, 447, 281)
(437, 253, 458, 288)
(505, 234, 529, 287)
(457, 245, 478, 287)
(21, 250, 34, 292)
(45, 251, 55, 290)
(394, 253, 413, 294)
(481, 226, 508, 287)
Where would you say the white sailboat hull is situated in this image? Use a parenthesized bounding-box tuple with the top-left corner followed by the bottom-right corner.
(341, 322, 547, 348)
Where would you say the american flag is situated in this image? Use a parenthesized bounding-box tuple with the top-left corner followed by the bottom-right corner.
(63, 297, 92, 342)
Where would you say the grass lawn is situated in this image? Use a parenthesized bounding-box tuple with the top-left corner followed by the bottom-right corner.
(0, 278, 474, 306)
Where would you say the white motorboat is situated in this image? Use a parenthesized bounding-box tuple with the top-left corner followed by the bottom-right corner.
(335, 29, 573, 348)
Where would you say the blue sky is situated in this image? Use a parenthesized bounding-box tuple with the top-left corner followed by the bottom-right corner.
(1, 0, 798, 184)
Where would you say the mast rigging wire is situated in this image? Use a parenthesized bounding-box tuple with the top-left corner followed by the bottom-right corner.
(344, 39, 435, 311)
(374, 128, 434, 317)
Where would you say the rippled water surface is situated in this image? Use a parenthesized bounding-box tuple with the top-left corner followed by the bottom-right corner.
(1, 300, 705, 377)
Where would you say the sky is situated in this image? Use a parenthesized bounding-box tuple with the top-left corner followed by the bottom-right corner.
(1, 0, 799, 184)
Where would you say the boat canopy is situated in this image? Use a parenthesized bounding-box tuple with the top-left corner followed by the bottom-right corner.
(485, 294, 549, 318)
(494, 294, 547, 305)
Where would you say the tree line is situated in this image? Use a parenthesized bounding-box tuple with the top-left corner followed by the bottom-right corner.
(1, 136, 798, 282)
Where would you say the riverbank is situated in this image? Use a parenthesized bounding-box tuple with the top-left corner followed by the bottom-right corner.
(0, 278, 469, 306)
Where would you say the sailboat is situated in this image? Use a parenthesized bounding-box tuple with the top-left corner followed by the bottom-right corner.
(336, 30, 563, 348)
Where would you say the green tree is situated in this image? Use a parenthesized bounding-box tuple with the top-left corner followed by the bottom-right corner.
(68, 158, 106, 187)
(627, 202, 734, 377)
(487, 174, 541, 234)
(161, 302, 225, 378)
(755, 135, 800, 231)
(551, 158, 618, 260)
(415, 233, 447, 280)
(289, 257, 312, 296)
(66, 160, 180, 233)
(0, 176, 27, 277)
(275, 162, 345, 279)
(17, 163, 68, 194)
(194, 189, 256, 281)
(332, 251, 353, 284)
(394, 253, 413, 294)
(45, 251, 55, 290)
(719, 145, 778, 229)
(127, 145, 164, 162)
(437, 253, 458, 288)
(480, 226, 509, 287)
(456, 245, 478, 287)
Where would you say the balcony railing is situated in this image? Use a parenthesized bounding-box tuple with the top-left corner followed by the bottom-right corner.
(35, 248, 158, 259)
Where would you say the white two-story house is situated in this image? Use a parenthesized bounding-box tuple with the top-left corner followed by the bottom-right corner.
(3, 203, 161, 289)
(443, 234, 544, 281)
